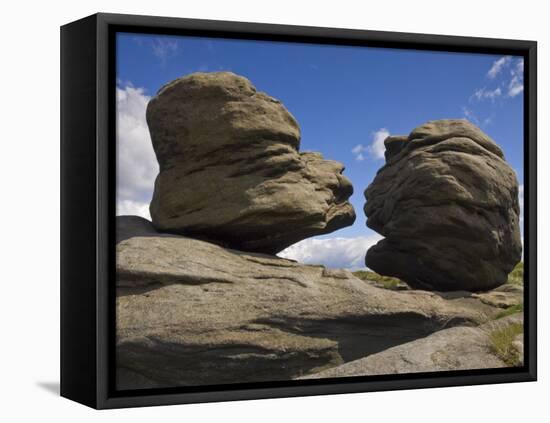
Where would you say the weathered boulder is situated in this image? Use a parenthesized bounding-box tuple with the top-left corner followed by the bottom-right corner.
(300, 313, 523, 379)
(364, 119, 522, 292)
(116, 216, 499, 390)
(146, 72, 355, 254)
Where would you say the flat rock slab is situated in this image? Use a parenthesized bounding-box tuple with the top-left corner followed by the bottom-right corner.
(473, 285, 523, 308)
(116, 216, 508, 390)
(300, 314, 523, 379)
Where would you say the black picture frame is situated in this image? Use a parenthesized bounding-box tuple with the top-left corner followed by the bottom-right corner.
(60, 12, 537, 409)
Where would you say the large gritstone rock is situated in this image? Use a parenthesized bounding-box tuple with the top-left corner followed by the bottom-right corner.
(364, 120, 522, 292)
(146, 72, 355, 254)
(116, 216, 500, 390)
(300, 313, 524, 379)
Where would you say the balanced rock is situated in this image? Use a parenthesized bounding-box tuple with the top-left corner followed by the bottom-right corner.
(116, 216, 496, 390)
(146, 72, 355, 254)
(364, 119, 522, 292)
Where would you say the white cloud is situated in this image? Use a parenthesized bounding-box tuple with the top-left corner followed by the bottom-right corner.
(367, 128, 390, 160)
(472, 87, 502, 102)
(509, 78, 523, 97)
(488, 56, 511, 79)
(278, 234, 383, 270)
(508, 58, 524, 97)
(117, 199, 151, 220)
(466, 56, 523, 125)
(151, 37, 179, 65)
(351, 144, 367, 161)
(351, 144, 364, 155)
(351, 129, 390, 161)
(470, 56, 524, 105)
(116, 84, 159, 216)
(484, 56, 523, 98)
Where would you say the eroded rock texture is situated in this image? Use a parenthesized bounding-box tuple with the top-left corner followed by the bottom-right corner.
(300, 313, 524, 379)
(147, 72, 355, 254)
(116, 216, 498, 390)
(364, 119, 522, 292)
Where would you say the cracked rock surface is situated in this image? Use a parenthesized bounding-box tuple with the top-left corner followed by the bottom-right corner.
(116, 216, 513, 390)
(300, 314, 523, 379)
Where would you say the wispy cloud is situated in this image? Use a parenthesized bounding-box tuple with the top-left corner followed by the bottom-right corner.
(351, 144, 367, 161)
(472, 87, 502, 102)
(279, 234, 383, 270)
(476, 56, 523, 100)
(462, 106, 480, 125)
(508, 58, 524, 97)
(483, 114, 495, 126)
(487, 56, 512, 79)
(150, 37, 179, 66)
(465, 56, 524, 126)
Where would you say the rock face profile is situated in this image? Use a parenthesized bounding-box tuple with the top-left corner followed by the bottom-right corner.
(146, 72, 355, 254)
(116, 216, 513, 390)
(364, 119, 522, 292)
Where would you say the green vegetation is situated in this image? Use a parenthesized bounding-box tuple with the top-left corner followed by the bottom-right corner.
(353, 270, 405, 290)
(507, 262, 524, 285)
(494, 303, 524, 320)
(489, 322, 523, 366)
(354, 262, 524, 291)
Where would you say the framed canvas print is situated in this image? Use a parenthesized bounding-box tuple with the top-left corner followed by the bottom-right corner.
(60, 13, 537, 409)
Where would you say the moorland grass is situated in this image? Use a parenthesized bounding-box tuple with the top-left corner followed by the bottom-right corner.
(353, 261, 523, 292)
(352, 270, 403, 290)
(494, 303, 524, 320)
(507, 262, 524, 285)
(489, 322, 523, 366)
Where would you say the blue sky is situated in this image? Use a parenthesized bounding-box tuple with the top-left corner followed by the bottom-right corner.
(116, 32, 524, 269)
